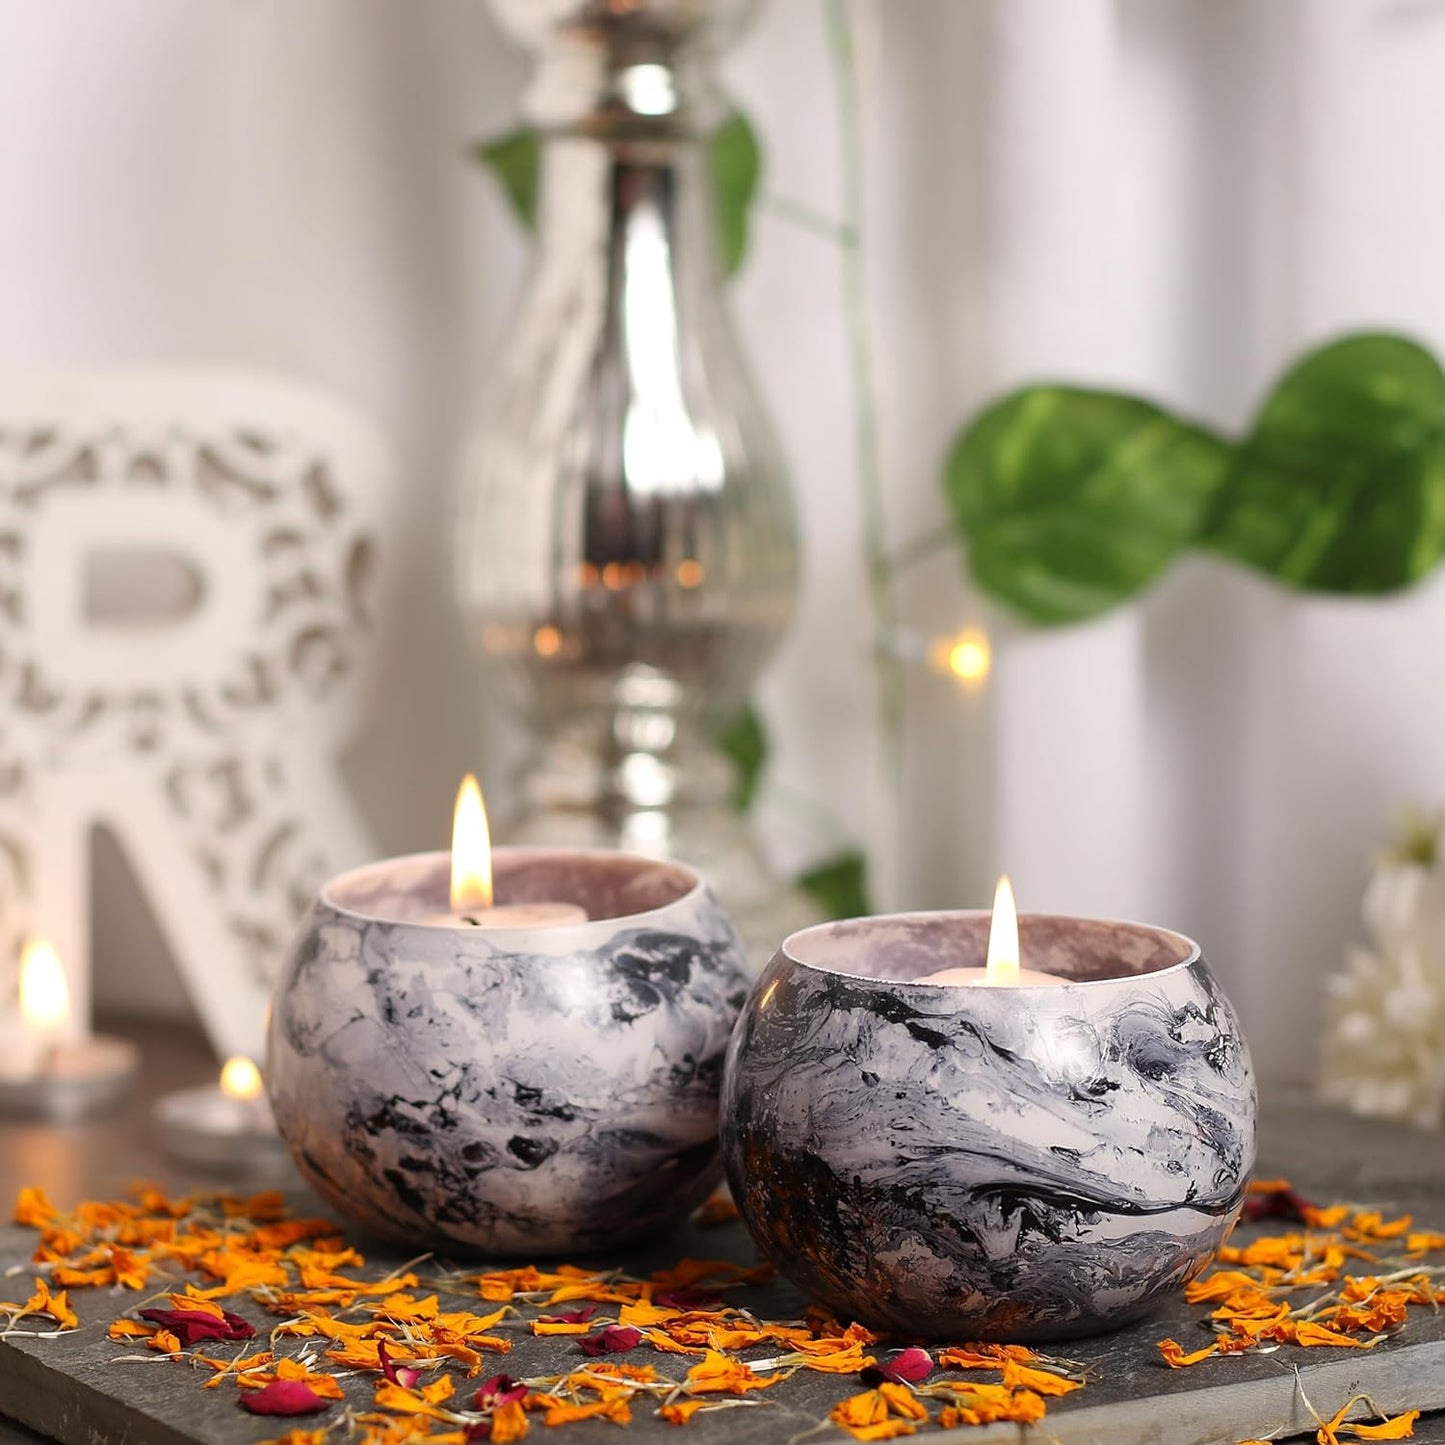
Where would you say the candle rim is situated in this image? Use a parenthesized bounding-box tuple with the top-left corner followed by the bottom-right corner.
(779, 908, 1201, 990)
(318, 846, 705, 931)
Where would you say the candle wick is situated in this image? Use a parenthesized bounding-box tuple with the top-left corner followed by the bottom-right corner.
(462, 915, 480, 927)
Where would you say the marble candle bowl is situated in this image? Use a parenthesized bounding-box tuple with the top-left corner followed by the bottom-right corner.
(268, 848, 751, 1255)
(721, 912, 1257, 1342)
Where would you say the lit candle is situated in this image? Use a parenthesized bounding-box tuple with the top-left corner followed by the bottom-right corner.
(915, 876, 1068, 987)
(425, 774, 587, 929)
(155, 1055, 292, 1176)
(0, 938, 139, 1121)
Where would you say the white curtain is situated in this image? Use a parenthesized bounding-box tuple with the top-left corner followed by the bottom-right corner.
(2, 0, 1441, 1081)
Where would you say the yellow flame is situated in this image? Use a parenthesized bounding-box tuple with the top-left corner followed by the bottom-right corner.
(929, 627, 991, 686)
(985, 875, 1020, 986)
(18, 938, 69, 1033)
(451, 773, 493, 912)
(219, 1056, 264, 1102)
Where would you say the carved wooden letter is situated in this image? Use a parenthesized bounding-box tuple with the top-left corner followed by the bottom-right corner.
(0, 370, 397, 1059)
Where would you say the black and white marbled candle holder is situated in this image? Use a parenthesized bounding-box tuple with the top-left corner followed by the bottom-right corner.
(721, 912, 1257, 1342)
(267, 848, 750, 1255)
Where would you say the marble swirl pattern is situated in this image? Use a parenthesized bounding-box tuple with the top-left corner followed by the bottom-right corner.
(721, 944, 1257, 1341)
(269, 878, 750, 1255)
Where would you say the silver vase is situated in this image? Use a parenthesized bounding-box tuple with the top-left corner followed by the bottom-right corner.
(455, 0, 820, 963)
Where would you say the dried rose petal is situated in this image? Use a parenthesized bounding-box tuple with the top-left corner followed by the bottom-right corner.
(476, 1373, 528, 1406)
(578, 1324, 643, 1356)
(377, 1339, 420, 1390)
(1242, 1187, 1316, 1225)
(861, 1347, 934, 1385)
(537, 1304, 596, 1325)
(138, 1307, 256, 1349)
(654, 1287, 723, 1311)
(238, 1379, 333, 1416)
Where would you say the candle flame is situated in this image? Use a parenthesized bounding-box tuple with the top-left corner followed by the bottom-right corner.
(18, 938, 69, 1033)
(220, 1056, 264, 1102)
(985, 875, 1020, 986)
(451, 773, 493, 912)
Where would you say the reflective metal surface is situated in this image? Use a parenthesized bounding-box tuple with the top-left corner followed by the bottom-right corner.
(456, 0, 819, 962)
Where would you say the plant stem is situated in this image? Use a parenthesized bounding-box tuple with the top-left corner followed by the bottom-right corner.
(758, 193, 856, 247)
(823, 0, 904, 774)
(886, 521, 956, 575)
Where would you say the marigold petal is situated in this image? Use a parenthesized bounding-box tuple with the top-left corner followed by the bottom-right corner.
(1157, 1338, 1219, 1368)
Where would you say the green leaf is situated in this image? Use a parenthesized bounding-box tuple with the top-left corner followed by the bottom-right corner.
(709, 111, 761, 276)
(717, 705, 767, 813)
(474, 128, 541, 229)
(944, 387, 1230, 625)
(1203, 333, 1445, 593)
(796, 850, 871, 921)
(473, 111, 760, 274)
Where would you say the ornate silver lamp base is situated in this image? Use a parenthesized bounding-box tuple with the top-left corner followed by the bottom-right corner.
(455, 0, 822, 962)
(506, 728, 821, 967)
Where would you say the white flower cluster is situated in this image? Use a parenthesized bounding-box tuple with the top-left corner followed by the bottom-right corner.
(1319, 855, 1445, 1128)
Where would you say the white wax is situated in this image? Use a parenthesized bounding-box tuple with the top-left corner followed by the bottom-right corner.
(0, 1034, 139, 1121)
(0, 1025, 50, 1080)
(914, 966, 1069, 988)
(422, 901, 589, 929)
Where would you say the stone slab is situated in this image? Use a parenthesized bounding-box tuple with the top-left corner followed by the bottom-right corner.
(4, 1095, 1445, 1444)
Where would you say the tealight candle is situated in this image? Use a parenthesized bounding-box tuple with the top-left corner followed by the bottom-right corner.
(423, 775, 586, 929)
(0, 939, 138, 1122)
(266, 772, 752, 1255)
(155, 1055, 292, 1176)
(723, 899, 1258, 1342)
(914, 876, 1068, 987)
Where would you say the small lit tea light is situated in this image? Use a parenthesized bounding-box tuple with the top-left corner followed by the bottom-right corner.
(0, 938, 139, 1122)
(425, 774, 587, 929)
(155, 1054, 292, 1177)
(915, 876, 1068, 987)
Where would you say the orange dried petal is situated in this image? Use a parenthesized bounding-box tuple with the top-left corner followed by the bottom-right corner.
(1000, 1359, 1082, 1396)
(1157, 1338, 1219, 1368)
(13, 1187, 59, 1230)
(1338, 1410, 1421, 1440)
(491, 1399, 529, 1442)
(683, 1348, 781, 1395)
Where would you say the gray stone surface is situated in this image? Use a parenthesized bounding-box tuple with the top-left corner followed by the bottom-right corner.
(3, 1092, 1445, 1443)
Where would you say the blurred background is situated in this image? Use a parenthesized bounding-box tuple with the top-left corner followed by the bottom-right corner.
(3, 0, 1442, 1086)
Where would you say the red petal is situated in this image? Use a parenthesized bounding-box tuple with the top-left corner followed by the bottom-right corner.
(238, 1380, 333, 1417)
(578, 1325, 642, 1356)
(476, 1374, 528, 1406)
(538, 1304, 596, 1325)
(138, 1308, 256, 1348)
(654, 1288, 722, 1311)
(861, 1347, 934, 1385)
(1242, 1187, 1316, 1225)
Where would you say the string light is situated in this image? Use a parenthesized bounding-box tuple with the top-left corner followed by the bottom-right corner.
(928, 627, 991, 685)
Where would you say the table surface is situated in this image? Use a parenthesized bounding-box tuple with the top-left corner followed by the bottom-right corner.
(0, 1020, 230, 1445)
(7, 1025, 1445, 1445)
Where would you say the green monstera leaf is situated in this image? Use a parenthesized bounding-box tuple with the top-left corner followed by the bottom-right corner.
(708, 111, 761, 276)
(717, 704, 768, 813)
(475, 111, 761, 276)
(475, 128, 541, 229)
(1203, 333, 1445, 593)
(797, 849, 871, 921)
(944, 387, 1230, 625)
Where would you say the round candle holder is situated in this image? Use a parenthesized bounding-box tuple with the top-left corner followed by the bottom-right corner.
(155, 1084, 292, 1177)
(0, 1034, 139, 1123)
(268, 848, 750, 1255)
(721, 912, 1257, 1342)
